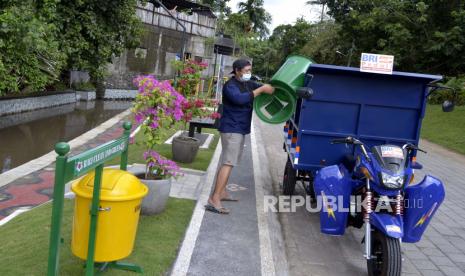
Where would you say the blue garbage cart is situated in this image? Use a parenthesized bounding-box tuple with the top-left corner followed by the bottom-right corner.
(282, 64, 442, 195)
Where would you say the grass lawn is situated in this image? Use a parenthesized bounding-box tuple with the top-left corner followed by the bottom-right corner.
(109, 124, 219, 171)
(0, 197, 195, 275)
(421, 104, 465, 155)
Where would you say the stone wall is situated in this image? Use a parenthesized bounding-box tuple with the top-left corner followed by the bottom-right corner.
(103, 89, 138, 100)
(0, 103, 75, 129)
(0, 92, 76, 116)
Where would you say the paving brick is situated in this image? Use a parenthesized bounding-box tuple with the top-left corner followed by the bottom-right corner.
(403, 257, 422, 274)
(413, 259, 439, 270)
(436, 241, 462, 254)
(432, 224, 458, 236)
(438, 265, 465, 276)
(456, 262, 465, 273)
(418, 239, 438, 249)
(418, 269, 443, 276)
(406, 250, 430, 260)
(429, 256, 456, 266)
(421, 247, 446, 257)
(447, 236, 465, 252)
(404, 243, 422, 252)
(436, 216, 462, 228)
(447, 254, 465, 263)
(451, 227, 465, 237)
(423, 227, 442, 238)
(429, 235, 454, 246)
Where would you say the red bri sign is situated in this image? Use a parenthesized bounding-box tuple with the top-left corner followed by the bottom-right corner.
(360, 53, 394, 75)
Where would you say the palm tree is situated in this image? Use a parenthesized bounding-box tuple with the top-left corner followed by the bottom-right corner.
(237, 0, 272, 38)
(306, 0, 328, 22)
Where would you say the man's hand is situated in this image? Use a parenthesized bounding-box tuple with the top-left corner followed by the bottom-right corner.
(260, 84, 275, 94)
(253, 84, 275, 97)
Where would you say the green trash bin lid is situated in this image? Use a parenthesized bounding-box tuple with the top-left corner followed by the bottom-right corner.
(254, 55, 313, 124)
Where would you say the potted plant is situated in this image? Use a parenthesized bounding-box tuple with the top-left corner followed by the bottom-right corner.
(137, 150, 182, 215)
(171, 59, 220, 163)
(132, 75, 185, 214)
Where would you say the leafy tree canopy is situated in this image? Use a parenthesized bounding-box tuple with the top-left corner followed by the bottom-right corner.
(237, 0, 272, 38)
(325, 0, 465, 75)
(0, 0, 143, 95)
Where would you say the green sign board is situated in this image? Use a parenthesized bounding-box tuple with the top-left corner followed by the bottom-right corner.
(71, 137, 128, 177)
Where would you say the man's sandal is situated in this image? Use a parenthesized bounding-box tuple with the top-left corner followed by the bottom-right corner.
(205, 204, 230, 214)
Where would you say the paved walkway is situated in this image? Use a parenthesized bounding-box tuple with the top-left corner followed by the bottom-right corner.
(187, 135, 262, 275)
(256, 118, 465, 276)
(171, 117, 287, 276)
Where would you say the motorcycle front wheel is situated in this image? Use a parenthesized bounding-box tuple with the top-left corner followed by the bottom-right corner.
(367, 230, 402, 276)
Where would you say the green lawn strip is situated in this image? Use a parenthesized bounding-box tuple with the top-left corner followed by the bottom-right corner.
(421, 104, 465, 155)
(0, 197, 195, 275)
(109, 126, 219, 171)
(158, 128, 220, 171)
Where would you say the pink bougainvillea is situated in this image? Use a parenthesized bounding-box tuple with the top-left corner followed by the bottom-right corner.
(132, 75, 185, 179)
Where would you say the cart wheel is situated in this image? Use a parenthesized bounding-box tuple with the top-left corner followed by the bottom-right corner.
(283, 158, 297, 195)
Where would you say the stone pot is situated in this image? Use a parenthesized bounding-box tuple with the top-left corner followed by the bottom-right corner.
(139, 176, 171, 215)
(172, 135, 201, 163)
(127, 165, 171, 215)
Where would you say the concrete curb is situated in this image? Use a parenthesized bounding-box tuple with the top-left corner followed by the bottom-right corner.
(250, 118, 278, 276)
(0, 108, 132, 189)
(170, 137, 222, 276)
(252, 118, 290, 276)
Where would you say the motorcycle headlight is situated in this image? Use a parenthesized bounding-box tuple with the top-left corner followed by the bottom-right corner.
(380, 172, 404, 189)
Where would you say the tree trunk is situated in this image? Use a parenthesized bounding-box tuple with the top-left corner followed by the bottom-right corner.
(90, 73, 106, 99)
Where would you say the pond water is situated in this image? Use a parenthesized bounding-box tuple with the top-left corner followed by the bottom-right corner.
(0, 100, 132, 172)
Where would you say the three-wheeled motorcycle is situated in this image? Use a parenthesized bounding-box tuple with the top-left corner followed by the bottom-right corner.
(279, 61, 455, 275)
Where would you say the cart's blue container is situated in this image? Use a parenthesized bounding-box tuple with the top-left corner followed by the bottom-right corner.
(284, 64, 442, 173)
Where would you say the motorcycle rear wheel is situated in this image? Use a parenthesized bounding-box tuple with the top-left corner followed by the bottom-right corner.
(367, 230, 402, 276)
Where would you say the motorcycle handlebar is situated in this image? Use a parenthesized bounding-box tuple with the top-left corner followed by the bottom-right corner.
(403, 143, 428, 154)
(331, 136, 370, 160)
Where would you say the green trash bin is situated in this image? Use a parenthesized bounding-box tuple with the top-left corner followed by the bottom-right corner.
(254, 55, 313, 124)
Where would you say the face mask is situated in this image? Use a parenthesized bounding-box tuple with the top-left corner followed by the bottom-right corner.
(240, 73, 252, 82)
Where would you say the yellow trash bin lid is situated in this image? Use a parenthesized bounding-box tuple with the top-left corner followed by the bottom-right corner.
(72, 168, 148, 201)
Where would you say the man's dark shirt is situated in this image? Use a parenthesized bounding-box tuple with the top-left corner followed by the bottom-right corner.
(218, 76, 262, 134)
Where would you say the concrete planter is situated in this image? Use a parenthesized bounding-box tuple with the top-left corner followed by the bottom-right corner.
(127, 165, 171, 215)
(76, 91, 96, 101)
(172, 136, 201, 163)
(139, 177, 171, 215)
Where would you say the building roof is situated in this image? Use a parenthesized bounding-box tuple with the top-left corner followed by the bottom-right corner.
(151, 0, 216, 18)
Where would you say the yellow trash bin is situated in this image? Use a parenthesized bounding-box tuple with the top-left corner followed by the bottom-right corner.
(71, 168, 148, 262)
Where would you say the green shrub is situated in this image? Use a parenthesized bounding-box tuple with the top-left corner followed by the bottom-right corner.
(0, 2, 65, 96)
(71, 81, 95, 91)
(428, 76, 465, 106)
